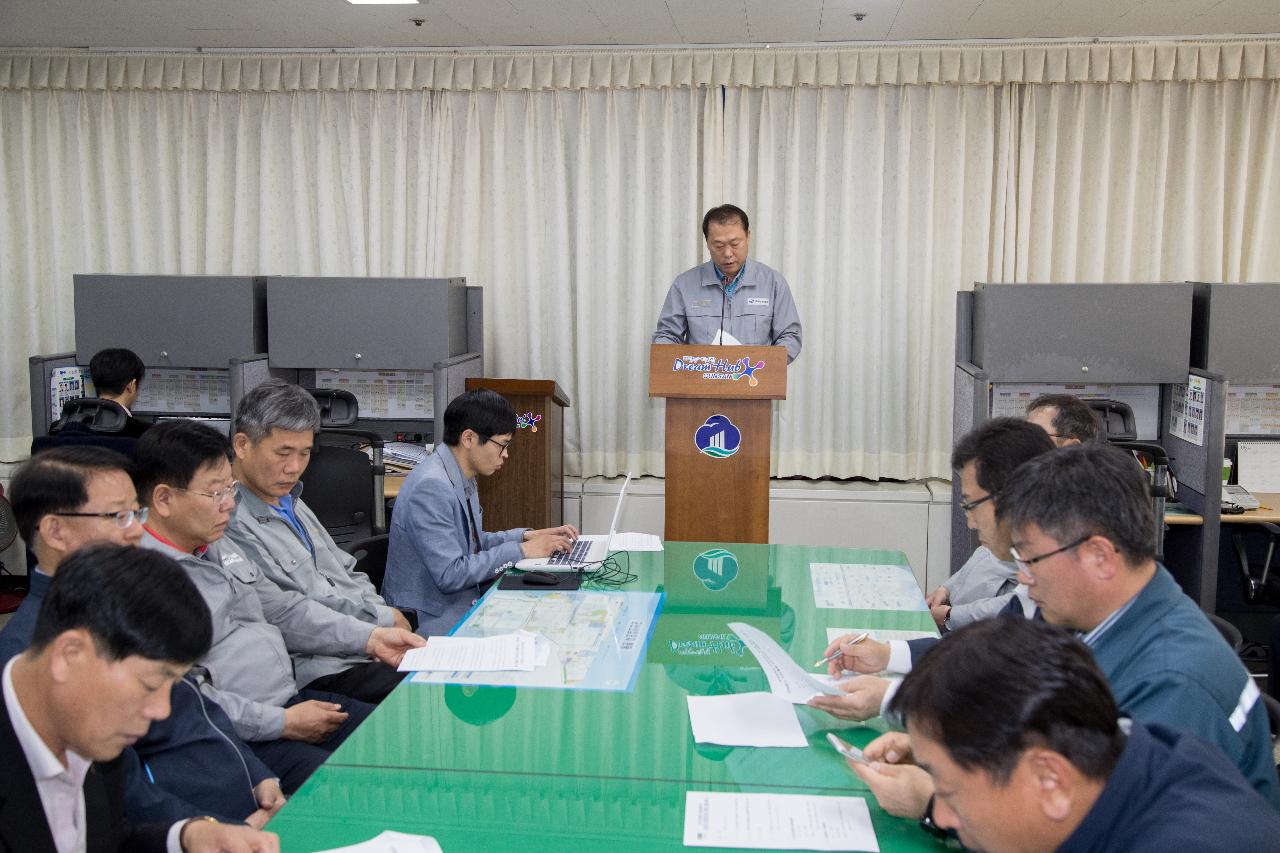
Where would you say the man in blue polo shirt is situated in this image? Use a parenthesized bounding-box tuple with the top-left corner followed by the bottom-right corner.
(653, 204, 802, 362)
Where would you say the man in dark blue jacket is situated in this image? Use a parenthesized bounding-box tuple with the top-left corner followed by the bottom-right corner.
(884, 618, 1280, 852)
(0, 447, 284, 826)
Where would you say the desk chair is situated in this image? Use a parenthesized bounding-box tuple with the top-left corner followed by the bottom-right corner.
(299, 389, 387, 547)
(0, 493, 25, 615)
(348, 534, 390, 593)
(31, 398, 139, 458)
(1086, 398, 1172, 563)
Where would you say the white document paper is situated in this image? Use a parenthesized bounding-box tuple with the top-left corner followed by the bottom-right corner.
(687, 692, 809, 748)
(729, 622, 841, 704)
(826, 627, 937, 645)
(316, 831, 444, 853)
(1238, 441, 1280, 493)
(710, 329, 744, 346)
(684, 792, 880, 852)
(1168, 375, 1208, 447)
(809, 563, 927, 611)
(397, 632, 538, 672)
(610, 532, 664, 552)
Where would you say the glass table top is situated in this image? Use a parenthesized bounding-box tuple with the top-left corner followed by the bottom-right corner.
(269, 542, 943, 852)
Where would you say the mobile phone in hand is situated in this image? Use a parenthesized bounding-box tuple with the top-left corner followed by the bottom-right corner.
(826, 732, 869, 765)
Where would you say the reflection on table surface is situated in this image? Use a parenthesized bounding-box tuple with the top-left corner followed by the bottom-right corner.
(269, 543, 943, 852)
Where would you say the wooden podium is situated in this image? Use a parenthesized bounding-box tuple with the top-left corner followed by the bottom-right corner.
(648, 344, 787, 543)
(464, 378, 569, 532)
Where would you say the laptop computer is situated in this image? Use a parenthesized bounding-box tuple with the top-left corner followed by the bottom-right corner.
(515, 473, 632, 570)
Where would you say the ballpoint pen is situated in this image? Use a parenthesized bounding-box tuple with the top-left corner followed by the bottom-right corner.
(813, 631, 869, 668)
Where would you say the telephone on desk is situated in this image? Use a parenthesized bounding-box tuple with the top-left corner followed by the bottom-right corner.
(1223, 485, 1260, 512)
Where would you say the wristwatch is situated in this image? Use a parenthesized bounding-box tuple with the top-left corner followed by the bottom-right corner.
(941, 606, 953, 633)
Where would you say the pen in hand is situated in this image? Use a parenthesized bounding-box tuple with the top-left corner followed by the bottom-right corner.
(813, 631, 870, 668)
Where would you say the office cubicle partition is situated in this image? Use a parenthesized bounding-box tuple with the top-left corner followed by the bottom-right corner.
(265, 277, 483, 445)
(1192, 283, 1280, 615)
(952, 283, 1210, 597)
(29, 276, 272, 440)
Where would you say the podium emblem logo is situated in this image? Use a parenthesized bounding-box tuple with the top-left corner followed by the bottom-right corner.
(516, 412, 541, 432)
(694, 414, 741, 459)
(694, 548, 740, 591)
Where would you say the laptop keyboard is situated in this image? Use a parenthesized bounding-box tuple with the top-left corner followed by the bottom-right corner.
(547, 538, 593, 565)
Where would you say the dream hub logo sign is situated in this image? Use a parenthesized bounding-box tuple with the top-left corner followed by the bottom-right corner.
(694, 548, 740, 591)
(694, 414, 741, 459)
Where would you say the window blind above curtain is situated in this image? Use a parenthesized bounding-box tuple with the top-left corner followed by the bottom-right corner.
(3, 39, 1280, 93)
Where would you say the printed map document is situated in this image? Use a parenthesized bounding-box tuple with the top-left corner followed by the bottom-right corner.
(316, 831, 443, 853)
(686, 692, 808, 748)
(810, 562, 927, 611)
(684, 792, 880, 851)
(412, 590, 662, 692)
(729, 622, 842, 704)
(397, 631, 538, 672)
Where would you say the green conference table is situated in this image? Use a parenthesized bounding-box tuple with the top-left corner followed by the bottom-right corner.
(268, 542, 945, 852)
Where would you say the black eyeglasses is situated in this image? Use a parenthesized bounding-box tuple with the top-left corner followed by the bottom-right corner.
(480, 435, 511, 455)
(53, 507, 149, 529)
(959, 493, 995, 514)
(1009, 536, 1091, 570)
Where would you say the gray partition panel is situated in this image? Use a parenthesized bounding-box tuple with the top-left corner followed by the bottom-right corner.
(954, 291, 974, 363)
(28, 353, 80, 437)
(971, 283, 1193, 383)
(1160, 369, 1226, 608)
(74, 275, 266, 368)
(228, 356, 297, 434)
(951, 362, 988, 573)
(433, 353, 484, 433)
(266, 277, 467, 370)
(466, 286, 485, 374)
(1191, 283, 1280, 383)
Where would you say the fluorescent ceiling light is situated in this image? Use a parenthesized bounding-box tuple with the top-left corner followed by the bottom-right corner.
(346, 0, 419, 4)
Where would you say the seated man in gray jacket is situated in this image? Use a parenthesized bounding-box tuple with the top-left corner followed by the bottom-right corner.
(227, 379, 417, 700)
(383, 389, 579, 636)
(134, 420, 425, 793)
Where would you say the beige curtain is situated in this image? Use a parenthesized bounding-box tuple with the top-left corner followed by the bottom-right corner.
(3, 42, 1280, 476)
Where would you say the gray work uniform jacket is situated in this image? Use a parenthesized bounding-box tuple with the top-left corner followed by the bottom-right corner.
(140, 530, 374, 742)
(652, 258, 802, 362)
(226, 484, 397, 685)
(943, 545, 1021, 628)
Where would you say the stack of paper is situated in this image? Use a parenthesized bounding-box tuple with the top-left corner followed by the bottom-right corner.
(825, 627, 936, 645)
(729, 622, 843, 704)
(686, 692, 808, 748)
(316, 831, 443, 853)
(397, 631, 544, 672)
(610, 532, 663, 552)
(684, 792, 880, 851)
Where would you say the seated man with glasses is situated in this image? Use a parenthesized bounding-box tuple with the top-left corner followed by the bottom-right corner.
(0, 446, 287, 828)
(810, 419, 1054, 722)
(134, 420, 425, 794)
(383, 389, 579, 636)
(829, 441, 1280, 819)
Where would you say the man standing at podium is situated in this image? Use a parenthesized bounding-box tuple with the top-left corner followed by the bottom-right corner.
(653, 204, 802, 363)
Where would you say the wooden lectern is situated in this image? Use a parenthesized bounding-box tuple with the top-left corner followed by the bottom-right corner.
(464, 378, 570, 532)
(648, 344, 788, 543)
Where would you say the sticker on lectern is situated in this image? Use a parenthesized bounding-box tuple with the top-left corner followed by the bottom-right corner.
(694, 414, 741, 459)
(694, 548, 740, 591)
(516, 412, 541, 432)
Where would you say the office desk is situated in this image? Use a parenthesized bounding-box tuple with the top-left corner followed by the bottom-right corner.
(1220, 493, 1280, 524)
(268, 543, 943, 852)
(385, 473, 407, 499)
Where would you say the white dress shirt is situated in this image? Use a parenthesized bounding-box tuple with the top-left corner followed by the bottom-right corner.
(3, 658, 92, 853)
(3, 659, 190, 853)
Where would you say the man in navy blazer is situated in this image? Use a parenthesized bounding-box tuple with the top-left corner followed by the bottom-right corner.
(383, 389, 578, 636)
(1, 544, 275, 852)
